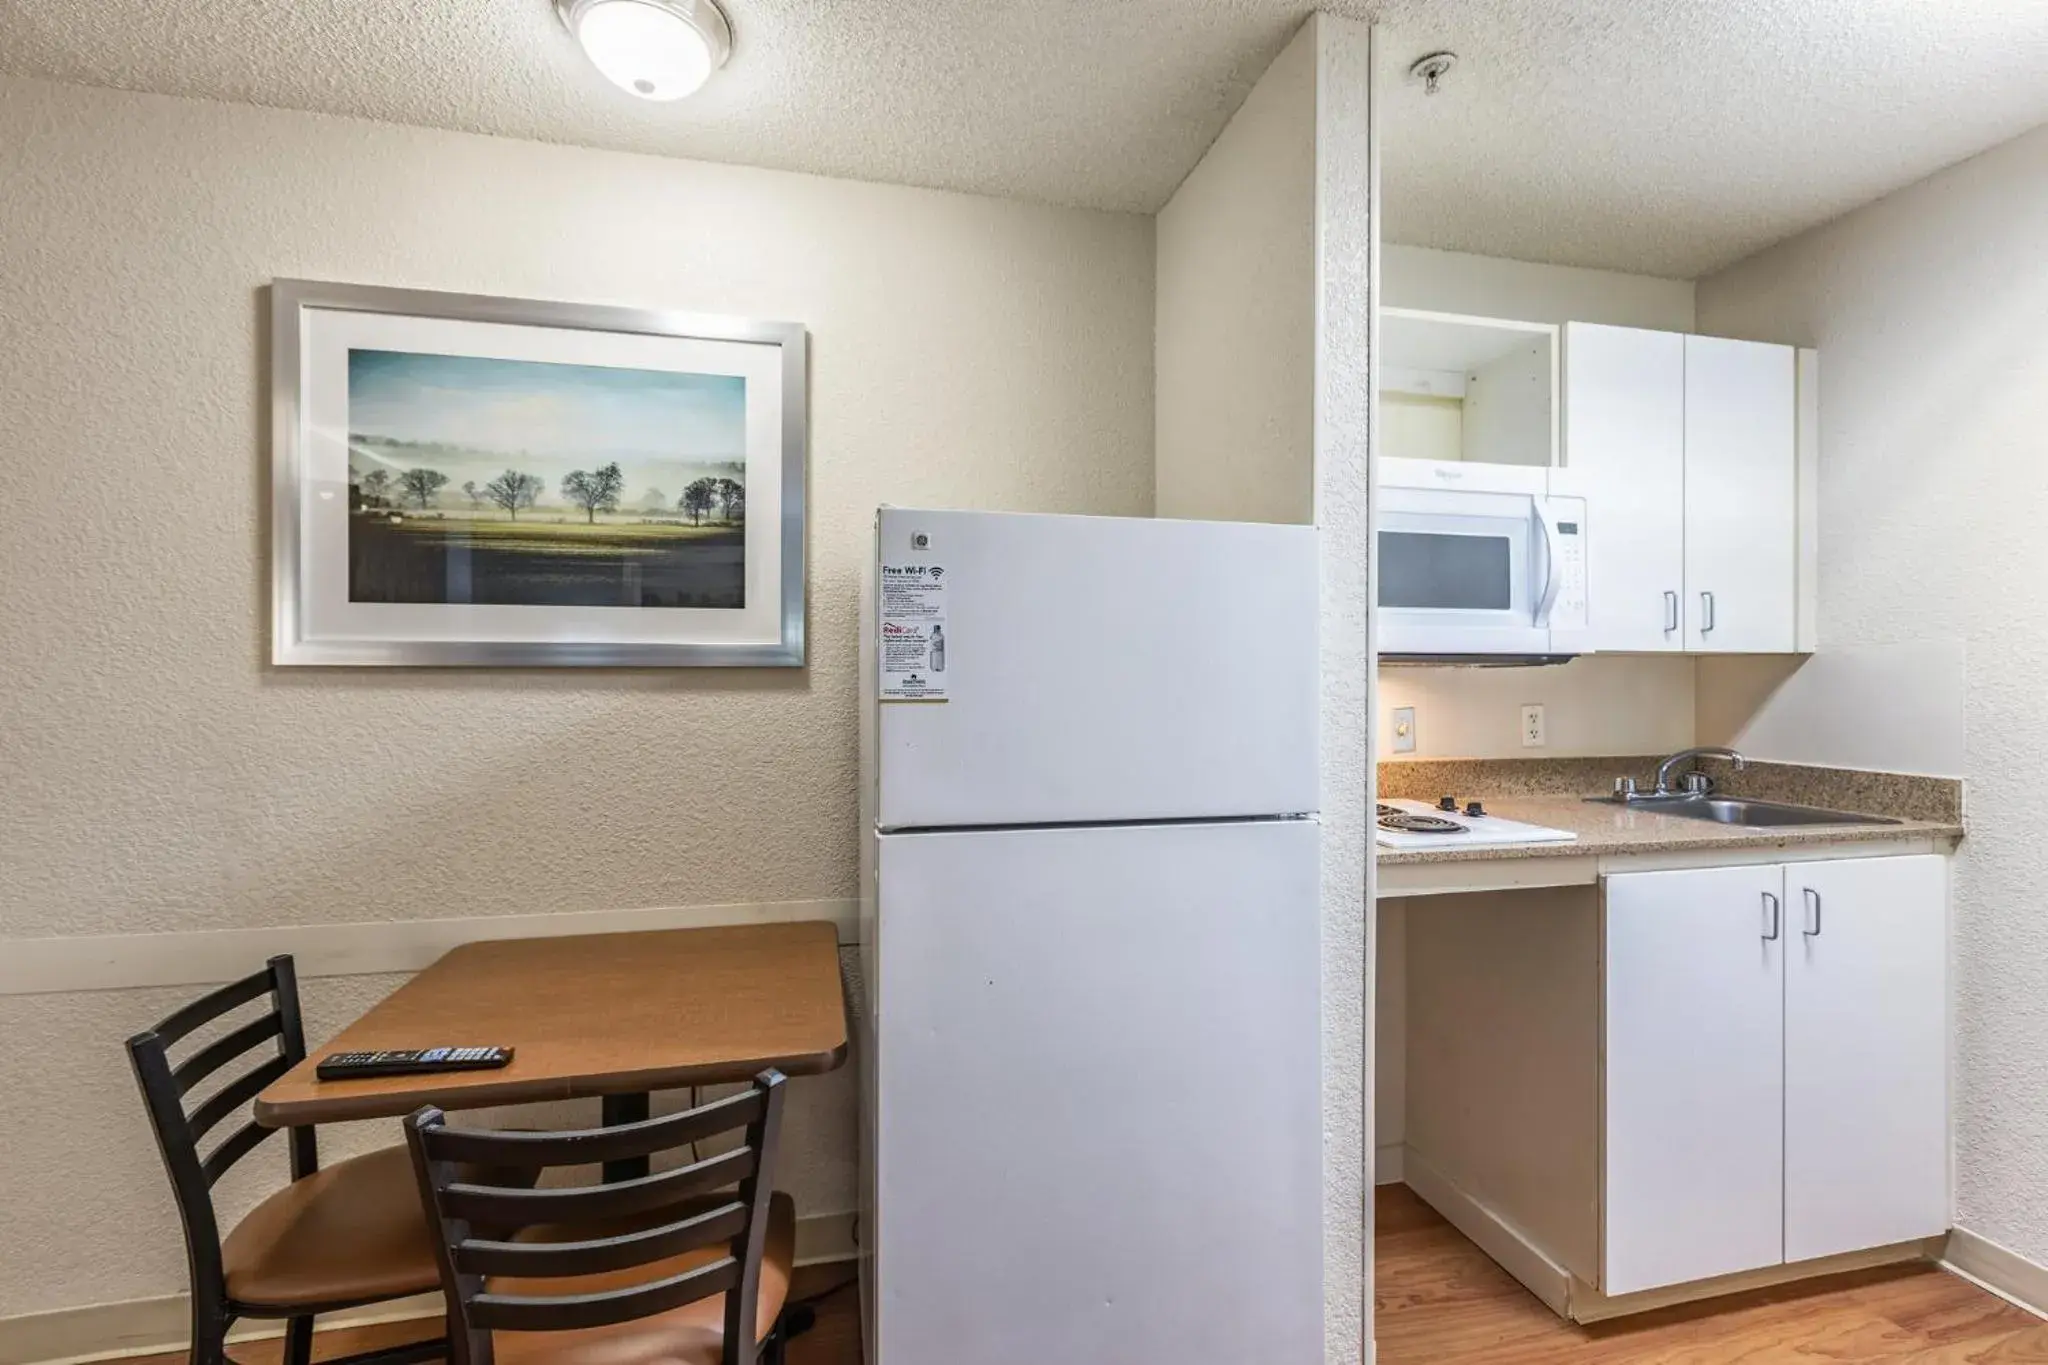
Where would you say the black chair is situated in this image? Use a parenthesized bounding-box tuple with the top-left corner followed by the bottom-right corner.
(127, 956, 446, 1365)
(405, 1070, 793, 1365)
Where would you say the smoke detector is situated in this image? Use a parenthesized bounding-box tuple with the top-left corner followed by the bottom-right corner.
(1408, 51, 1458, 95)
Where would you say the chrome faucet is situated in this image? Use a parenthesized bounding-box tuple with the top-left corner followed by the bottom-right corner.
(1653, 745, 1748, 797)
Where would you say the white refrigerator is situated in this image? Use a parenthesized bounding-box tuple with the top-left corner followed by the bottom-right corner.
(858, 507, 1323, 1365)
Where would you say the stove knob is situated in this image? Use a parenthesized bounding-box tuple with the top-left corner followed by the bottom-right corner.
(1466, 801, 1486, 818)
(1437, 795, 1458, 813)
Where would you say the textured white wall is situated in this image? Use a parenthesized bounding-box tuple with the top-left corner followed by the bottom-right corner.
(1154, 22, 1315, 524)
(1311, 18, 1375, 1364)
(1695, 643, 1966, 777)
(0, 74, 1155, 1317)
(1696, 120, 2048, 1270)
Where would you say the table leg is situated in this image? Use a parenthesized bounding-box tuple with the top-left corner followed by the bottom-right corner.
(601, 1091, 650, 1182)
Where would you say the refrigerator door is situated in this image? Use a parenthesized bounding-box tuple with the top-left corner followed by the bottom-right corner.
(872, 508, 1318, 829)
(871, 819, 1322, 1365)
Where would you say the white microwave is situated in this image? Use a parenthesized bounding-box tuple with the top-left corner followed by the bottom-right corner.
(1377, 485, 1589, 661)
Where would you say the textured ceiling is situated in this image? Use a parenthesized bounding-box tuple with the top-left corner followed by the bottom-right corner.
(2, 0, 2045, 277)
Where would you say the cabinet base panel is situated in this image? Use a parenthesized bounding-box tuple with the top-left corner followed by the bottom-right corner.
(1568, 1240, 1942, 1323)
(1401, 1146, 1943, 1325)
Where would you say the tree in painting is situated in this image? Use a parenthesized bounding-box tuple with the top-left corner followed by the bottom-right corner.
(463, 480, 483, 510)
(359, 468, 393, 507)
(483, 469, 544, 519)
(397, 467, 450, 509)
(562, 463, 626, 524)
(716, 477, 745, 523)
(681, 477, 719, 526)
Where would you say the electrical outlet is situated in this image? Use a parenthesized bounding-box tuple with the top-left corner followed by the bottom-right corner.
(1520, 703, 1546, 748)
(1392, 706, 1417, 754)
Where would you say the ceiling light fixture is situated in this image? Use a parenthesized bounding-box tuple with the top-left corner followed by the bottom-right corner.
(556, 0, 732, 102)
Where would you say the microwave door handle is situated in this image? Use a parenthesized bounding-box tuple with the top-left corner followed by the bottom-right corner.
(1533, 501, 1564, 626)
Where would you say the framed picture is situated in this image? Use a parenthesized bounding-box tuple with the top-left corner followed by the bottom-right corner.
(270, 280, 806, 666)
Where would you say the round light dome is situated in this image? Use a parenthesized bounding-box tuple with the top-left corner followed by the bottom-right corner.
(557, 0, 732, 102)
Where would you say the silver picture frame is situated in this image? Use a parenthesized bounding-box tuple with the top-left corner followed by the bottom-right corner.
(270, 278, 807, 667)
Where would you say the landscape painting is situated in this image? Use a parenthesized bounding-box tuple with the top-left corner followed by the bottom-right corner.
(346, 349, 747, 609)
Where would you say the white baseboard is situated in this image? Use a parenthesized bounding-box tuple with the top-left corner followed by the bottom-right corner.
(1373, 1142, 1404, 1186)
(794, 1209, 858, 1267)
(0, 899, 857, 997)
(1944, 1227, 2048, 1322)
(0, 1295, 442, 1365)
(0, 1214, 859, 1365)
(1400, 1146, 1571, 1317)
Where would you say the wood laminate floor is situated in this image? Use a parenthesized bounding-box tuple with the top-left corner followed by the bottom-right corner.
(1376, 1183, 2048, 1363)
(114, 1204, 2048, 1365)
(120, 1267, 862, 1365)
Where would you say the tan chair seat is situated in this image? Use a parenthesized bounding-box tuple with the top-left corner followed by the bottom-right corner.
(489, 1192, 796, 1365)
(222, 1145, 443, 1310)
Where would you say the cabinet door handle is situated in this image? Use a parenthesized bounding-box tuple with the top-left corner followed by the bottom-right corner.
(1664, 590, 1679, 634)
(1762, 891, 1780, 941)
(1802, 887, 1822, 937)
(1700, 591, 1716, 633)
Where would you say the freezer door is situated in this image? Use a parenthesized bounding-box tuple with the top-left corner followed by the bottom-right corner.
(872, 508, 1318, 828)
(872, 820, 1322, 1365)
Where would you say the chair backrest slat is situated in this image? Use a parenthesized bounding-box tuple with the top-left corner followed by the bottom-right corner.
(187, 1052, 293, 1140)
(439, 1145, 753, 1228)
(126, 956, 318, 1324)
(172, 1011, 283, 1094)
(408, 1071, 788, 1365)
(469, 1257, 741, 1333)
(202, 1120, 279, 1185)
(149, 970, 278, 1046)
(419, 1089, 765, 1169)
(453, 1200, 748, 1278)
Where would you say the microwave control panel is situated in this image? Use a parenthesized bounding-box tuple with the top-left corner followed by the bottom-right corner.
(1547, 498, 1588, 630)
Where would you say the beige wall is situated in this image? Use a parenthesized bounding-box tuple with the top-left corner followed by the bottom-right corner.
(1695, 121, 2048, 1274)
(1153, 22, 1315, 523)
(1379, 656, 1696, 761)
(0, 73, 1155, 1322)
(1383, 244, 1695, 331)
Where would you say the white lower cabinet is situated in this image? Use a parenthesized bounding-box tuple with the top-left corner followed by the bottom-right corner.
(1783, 855, 1951, 1261)
(1604, 865, 1785, 1295)
(1603, 854, 1948, 1296)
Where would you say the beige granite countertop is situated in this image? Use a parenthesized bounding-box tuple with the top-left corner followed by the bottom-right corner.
(1376, 794, 1965, 866)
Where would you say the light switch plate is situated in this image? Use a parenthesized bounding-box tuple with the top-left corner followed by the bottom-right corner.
(1392, 706, 1417, 754)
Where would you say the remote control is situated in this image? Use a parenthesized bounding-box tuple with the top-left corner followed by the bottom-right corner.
(315, 1047, 514, 1080)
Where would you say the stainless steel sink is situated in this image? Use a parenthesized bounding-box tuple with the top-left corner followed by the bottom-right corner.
(1593, 795, 1899, 828)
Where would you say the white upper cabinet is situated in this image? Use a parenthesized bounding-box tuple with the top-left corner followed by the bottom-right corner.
(1560, 326, 1801, 654)
(1561, 323, 1686, 652)
(1683, 336, 1797, 652)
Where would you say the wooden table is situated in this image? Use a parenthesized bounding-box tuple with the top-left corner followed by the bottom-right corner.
(256, 921, 847, 1177)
